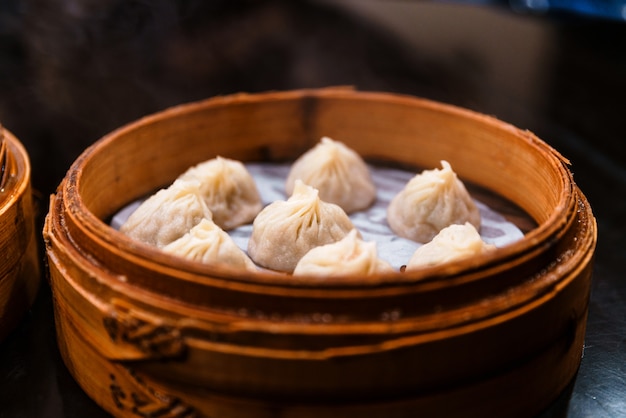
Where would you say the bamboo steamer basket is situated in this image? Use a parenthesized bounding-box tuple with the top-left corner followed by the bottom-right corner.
(0, 127, 40, 341)
(43, 88, 596, 418)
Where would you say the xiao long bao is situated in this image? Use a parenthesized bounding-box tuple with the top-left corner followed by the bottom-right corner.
(119, 179, 212, 248)
(177, 156, 263, 230)
(406, 222, 495, 270)
(162, 218, 257, 271)
(387, 160, 481, 243)
(285, 136, 377, 214)
(293, 229, 394, 277)
(248, 180, 355, 273)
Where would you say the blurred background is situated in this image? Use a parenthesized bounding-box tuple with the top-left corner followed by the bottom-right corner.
(0, 1, 625, 417)
(0, 0, 624, 195)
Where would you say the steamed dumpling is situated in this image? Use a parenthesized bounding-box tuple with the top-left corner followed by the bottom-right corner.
(162, 218, 257, 271)
(178, 156, 262, 230)
(294, 229, 394, 277)
(120, 179, 212, 248)
(285, 137, 376, 213)
(248, 180, 355, 273)
(406, 222, 495, 270)
(387, 160, 480, 243)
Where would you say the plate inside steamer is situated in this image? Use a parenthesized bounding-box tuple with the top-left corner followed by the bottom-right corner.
(111, 161, 530, 272)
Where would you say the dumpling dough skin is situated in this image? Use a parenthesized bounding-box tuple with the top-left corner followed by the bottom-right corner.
(248, 180, 355, 273)
(387, 160, 480, 243)
(178, 156, 262, 230)
(406, 222, 495, 270)
(120, 179, 213, 248)
(294, 229, 394, 277)
(285, 137, 376, 214)
(162, 218, 257, 271)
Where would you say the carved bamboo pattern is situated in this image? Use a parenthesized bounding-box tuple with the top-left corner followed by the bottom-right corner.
(103, 302, 186, 359)
(109, 369, 198, 418)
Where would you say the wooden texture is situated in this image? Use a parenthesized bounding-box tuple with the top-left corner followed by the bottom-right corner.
(43, 88, 597, 417)
(0, 128, 40, 342)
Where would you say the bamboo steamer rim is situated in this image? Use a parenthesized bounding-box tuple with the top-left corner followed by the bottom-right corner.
(0, 128, 31, 215)
(46, 194, 594, 342)
(60, 88, 575, 289)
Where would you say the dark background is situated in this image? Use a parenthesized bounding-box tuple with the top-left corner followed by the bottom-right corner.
(0, 1, 625, 416)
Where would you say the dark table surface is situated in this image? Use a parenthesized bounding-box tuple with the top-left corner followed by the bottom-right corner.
(0, 1, 625, 417)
